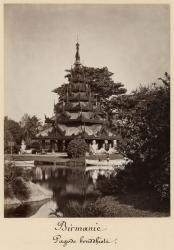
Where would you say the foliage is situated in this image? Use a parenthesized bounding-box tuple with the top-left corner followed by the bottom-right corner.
(54, 83, 68, 102)
(94, 194, 169, 217)
(4, 182, 14, 199)
(97, 167, 137, 195)
(4, 164, 31, 201)
(20, 114, 42, 147)
(67, 138, 88, 158)
(64, 200, 102, 217)
(55, 66, 126, 102)
(11, 177, 30, 201)
(83, 66, 126, 100)
(111, 73, 170, 200)
(4, 114, 42, 152)
(4, 117, 23, 153)
(96, 174, 121, 195)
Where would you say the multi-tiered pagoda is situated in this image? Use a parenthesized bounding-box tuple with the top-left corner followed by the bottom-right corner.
(35, 43, 120, 153)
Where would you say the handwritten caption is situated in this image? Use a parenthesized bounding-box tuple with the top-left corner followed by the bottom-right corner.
(53, 220, 118, 247)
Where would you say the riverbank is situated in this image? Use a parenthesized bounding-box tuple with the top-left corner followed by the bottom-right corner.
(94, 193, 169, 217)
(5, 153, 69, 164)
(4, 181, 53, 209)
(4, 153, 123, 166)
(4, 153, 85, 166)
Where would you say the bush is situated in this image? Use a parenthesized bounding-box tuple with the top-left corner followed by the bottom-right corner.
(96, 170, 130, 195)
(64, 200, 103, 217)
(67, 138, 88, 158)
(97, 175, 119, 195)
(12, 177, 30, 201)
(84, 202, 103, 217)
(4, 181, 14, 199)
(4, 144, 20, 154)
(96, 162, 148, 195)
(4, 164, 31, 201)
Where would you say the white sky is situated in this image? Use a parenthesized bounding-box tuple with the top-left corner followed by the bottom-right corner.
(4, 4, 170, 122)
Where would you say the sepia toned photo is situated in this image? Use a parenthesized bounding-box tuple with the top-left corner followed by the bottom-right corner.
(4, 4, 170, 218)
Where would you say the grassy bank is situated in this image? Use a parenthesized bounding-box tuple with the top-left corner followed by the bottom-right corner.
(94, 193, 169, 217)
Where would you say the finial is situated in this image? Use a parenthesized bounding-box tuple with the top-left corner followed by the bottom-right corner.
(75, 38, 81, 65)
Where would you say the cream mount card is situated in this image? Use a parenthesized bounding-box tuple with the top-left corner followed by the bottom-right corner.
(0, 1, 173, 250)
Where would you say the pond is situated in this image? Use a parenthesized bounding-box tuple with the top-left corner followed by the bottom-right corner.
(4, 165, 104, 218)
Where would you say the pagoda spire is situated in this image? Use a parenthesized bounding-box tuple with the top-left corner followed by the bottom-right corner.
(75, 40, 81, 65)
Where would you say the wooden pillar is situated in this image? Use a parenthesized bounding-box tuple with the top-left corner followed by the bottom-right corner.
(50, 140, 55, 152)
(51, 140, 56, 153)
(62, 140, 66, 152)
(42, 169, 46, 181)
(55, 140, 58, 152)
(86, 140, 90, 152)
(49, 140, 52, 152)
(63, 169, 66, 176)
(57, 140, 61, 152)
(42, 140, 45, 149)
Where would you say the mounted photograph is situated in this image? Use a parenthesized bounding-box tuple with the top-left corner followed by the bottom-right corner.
(4, 4, 170, 218)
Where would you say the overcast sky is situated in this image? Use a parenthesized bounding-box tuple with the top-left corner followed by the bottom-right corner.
(4, 4, 170, 122)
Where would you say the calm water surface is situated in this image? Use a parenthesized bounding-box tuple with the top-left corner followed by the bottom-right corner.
(5, 165, 100, 218)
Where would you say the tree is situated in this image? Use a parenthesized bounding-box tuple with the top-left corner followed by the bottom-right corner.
(113, 73, 170, 200)
(83, 66, 126, 100)
(4, 117, 23, 153)
(20, 114, 42, 146)
(54, 66, 126, 103)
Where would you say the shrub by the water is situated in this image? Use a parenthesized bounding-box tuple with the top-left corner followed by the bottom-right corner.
(64, 200, 103, 217)
(11, 176, 30, 201)
(67, 138, 88, 158)
(96, 169, 131, 195)
(97, 174, 119, 195)
(4, 182, 14, 199)
(4, 164, 31, 201)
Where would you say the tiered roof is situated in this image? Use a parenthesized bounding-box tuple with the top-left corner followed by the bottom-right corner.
(36, 43, 118, 140)
(52, 42, 106, 127)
